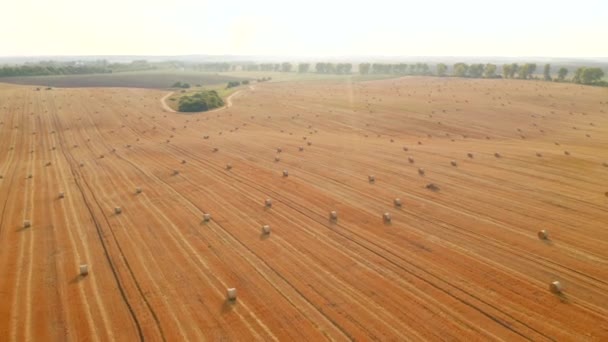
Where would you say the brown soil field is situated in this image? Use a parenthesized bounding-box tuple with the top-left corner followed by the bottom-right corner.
(1, 76, 607, 341)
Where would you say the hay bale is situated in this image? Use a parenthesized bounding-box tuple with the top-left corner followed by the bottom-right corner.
(173, 169, 179, 176)
(181, 160, 187, 164)
(28, 174, 33, 179)
(265, 198, 272, 207)
(203, 135, 209, 139)
(99, 154, 104, 159)
(603, 161, 608, 167)
(212, 147, 219, 152)
(467, 153, 473, 159)
(408, 156, 414, 163)
(203, 213, 211, 222)
(538, 230, 549, 240)
(450, 160, 457, 167)
(329, 211, 338, 221)
(114, 207, 122, 214)
(307, 141, 312, 146)
(282, 170, 289, 177)
(277, 147, 282, 153)
(299, 146, 304, 151)
(494, 152, 501, 158)
(135, 187, 142, 194)
(403, 146, 409, 151)
(80, 162, 84, 167)
(58, 192, 65, 199)
(227, 288, 237, 301)
(564, 151, 570, 156)
(394, 198, 402, 207)
(536, 152, 542, 157)
(262, 225, 271, 234)
(80, 264, 89, 276)
(23, 220, 31, 228)
(418, 168, 425, 175)
(226, 164, 232, 170)
(550, 281, 562, 294)
(274, 156, 280, 162)
(383, 212, 391, 223)
(46, 161, 52, 166)
(368, 175, 375, 183)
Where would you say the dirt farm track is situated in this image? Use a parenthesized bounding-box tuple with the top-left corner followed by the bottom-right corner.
(0, 76, 607, 341)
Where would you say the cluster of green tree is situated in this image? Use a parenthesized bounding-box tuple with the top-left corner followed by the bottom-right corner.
(242, 63, 295, 72)
(359, 63, 432, 75)
(171, 81, 191, 88)
(0, 59, 161, 77)
(107, 60, 156, 73)
(226, 81, 241, 88)
(572, 67, 605, 85)
(178, 90, 224, 112)
(314, 63, 353, 74)
(256, 77, 271, 82)
(0, 64, 110, 77)
(193, 63, 232, 72)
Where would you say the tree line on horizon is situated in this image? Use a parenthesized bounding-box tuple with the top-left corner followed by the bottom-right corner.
(1, 59, 605, 86)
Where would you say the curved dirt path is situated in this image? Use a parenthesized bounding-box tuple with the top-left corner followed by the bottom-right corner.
(160, 92, 176, 113)
(160, 85, 254, 114)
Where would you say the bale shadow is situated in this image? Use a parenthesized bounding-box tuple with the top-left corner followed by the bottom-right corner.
(69, 274, 86, 284)
(15, 225, 31, 233)
(542, 239, 554, 246)
(259, 233, 270, 241)
(221, 299, 237, 313)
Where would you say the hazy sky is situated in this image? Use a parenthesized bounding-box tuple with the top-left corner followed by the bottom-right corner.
(3, 0, 607, 57)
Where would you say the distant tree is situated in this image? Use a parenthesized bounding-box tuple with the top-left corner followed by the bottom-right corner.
(483, 63, 497, 78)
(572, 67, 584, 83)
(468, 64, 484, 78)
(359, 63, 371, 75)
(336, 63, 352, 74)
(326, 63, 336, 74)
(298, 63, 310, 73)
(416, 63, 430, 75)
(393, 63, 408, 74)
(273, 64, 281, 72)
(281, 62, 292, 72)
(436, 63, 447, 77)
(557, 67, 568, 81)
(518, 64, 529, 79)
(315, 62, 326, 73)
(543, 64, 551, 81)
(518, 63, 536, 79)
(242, 80, 250, 85)
(172, 81, 183, 88)
(502, 64, 512, 78)
(576, 67, 605, 84)
(260, 63, 273, 71)
(453, 63, 469, 77)
(509, 63, 518, 78)
(226, 81, 240, 88)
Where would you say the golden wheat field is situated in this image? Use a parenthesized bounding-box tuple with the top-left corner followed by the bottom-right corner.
(1, 76, 607, 341)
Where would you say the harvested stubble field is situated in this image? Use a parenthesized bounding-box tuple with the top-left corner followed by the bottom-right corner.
(0, 76, 607, 341)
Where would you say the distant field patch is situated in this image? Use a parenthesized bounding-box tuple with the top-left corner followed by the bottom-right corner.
(0, 70, 248, 89)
